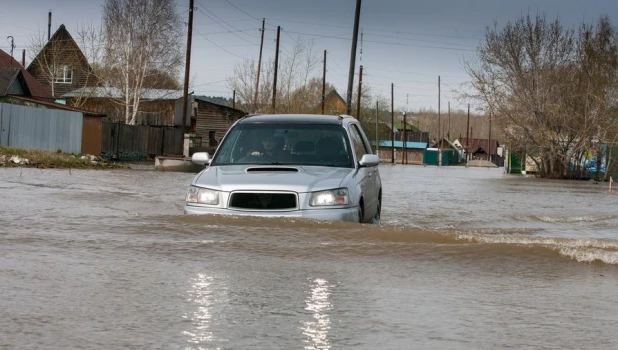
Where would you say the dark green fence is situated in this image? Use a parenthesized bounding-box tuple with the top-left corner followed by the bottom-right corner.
(423, 148, 461, 165)
(102, 123, 183, 159)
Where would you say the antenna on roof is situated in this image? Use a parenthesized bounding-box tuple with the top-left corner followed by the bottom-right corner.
(6, 36, 15, 66)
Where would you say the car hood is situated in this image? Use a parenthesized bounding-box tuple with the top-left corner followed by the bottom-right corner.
(194, 165, 354, 193)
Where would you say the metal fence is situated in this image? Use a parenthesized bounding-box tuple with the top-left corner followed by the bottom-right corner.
(101, 122, 183, 159)
(0, 103, 83, 154)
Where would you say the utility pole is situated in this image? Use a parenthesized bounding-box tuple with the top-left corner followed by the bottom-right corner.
(401, 112, 408, 164)
(356, 65, 363, 119)
(402, 111, 407, 164)
(375, 101, 379, 155)
(466, 103, 470, 165)
(21, 49, 25, 67)
(181, 0, 194, 131)
(448, 101, 451, 140)
(356, 30, 364, 119)
(48, 12, 52, 41)
(272, 26, 281, 113)
(232, 90, 236, 109)
(391, 83, 394, 164)
(321, 50, 326, 114)
(253, 18, 265, 111)
(488, 111, 492, 162)
(346, 0, 362, 115)
(438, 75, 441, 166)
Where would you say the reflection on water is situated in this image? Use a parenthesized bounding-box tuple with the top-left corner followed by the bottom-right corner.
(3, 167, 618, 349)
(183, 274, 214, 345)
(302, 278, 333, 350)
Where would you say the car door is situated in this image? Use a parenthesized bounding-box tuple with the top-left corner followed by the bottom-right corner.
(348, 123, 379, 219)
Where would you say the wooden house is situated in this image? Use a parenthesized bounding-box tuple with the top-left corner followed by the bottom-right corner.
(26, 24, 98, 99)
(315, 89, 346, 115)
(193, 96, 247, 147)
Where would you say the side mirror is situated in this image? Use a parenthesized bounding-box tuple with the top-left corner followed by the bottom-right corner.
(359, 154, 380, 167)
(192, 152, 211, 165)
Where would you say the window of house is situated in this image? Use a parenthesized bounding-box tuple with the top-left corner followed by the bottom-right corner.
(54, 65, 73, 83)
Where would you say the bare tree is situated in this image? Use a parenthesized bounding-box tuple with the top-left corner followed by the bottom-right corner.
(102, 0, 183, 124)
(227, 57, 274, 113)
(228, 37, 321, 114)
(465, 13, 618, 178)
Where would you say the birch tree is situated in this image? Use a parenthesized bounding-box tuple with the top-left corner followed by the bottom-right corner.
(103, 0, 183, 124)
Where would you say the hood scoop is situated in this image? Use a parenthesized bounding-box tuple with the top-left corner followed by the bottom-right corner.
(246, 167, 299, 173)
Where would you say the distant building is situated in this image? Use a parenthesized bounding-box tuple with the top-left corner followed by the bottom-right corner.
(26, 24, 98, 99)
(315, 89, 346, 115)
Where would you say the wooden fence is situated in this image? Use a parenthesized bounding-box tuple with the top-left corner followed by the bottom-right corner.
(102, 122, 183, 159)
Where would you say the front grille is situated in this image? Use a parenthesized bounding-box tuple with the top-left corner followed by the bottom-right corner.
(229, 192, 298, 210)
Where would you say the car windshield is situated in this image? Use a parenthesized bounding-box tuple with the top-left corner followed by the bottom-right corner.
(211, 123, 354, 167)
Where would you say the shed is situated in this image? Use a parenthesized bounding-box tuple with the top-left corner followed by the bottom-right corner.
(377, 140, 427, 164)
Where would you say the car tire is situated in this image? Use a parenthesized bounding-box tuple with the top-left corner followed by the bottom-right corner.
(358, 202, 364, 224)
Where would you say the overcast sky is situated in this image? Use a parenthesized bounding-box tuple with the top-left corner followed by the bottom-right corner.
(2, 0, 617, 112)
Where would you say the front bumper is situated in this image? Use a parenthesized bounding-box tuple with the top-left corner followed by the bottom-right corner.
(183, 204, 359, 223)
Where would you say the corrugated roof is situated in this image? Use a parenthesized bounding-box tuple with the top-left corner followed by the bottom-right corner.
(0, 49, 53, 99)
(378, 140, 427, 149)
(62, 86, 184, 100)
(6, 95, 106, 117)
(193, 96, 246, 114)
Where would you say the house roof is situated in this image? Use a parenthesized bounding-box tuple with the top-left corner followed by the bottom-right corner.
(392, 120, 417, 131)
(324, 89, 346, 104)
(378, 140, 427, 149)
(62, 87, 185, 100)
(0, 49, 53, 99)
(194, 96, 246, 114)
(27, 24, 93, 74)
(4, 95, 106, 117)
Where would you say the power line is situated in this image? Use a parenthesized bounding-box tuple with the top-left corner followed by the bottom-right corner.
(362, 33, 476, 49)
(221, 0, 261, 21)
(192, 27, 248, 60)
(194, 0, 260, 44)
(265, 18, 481, 41)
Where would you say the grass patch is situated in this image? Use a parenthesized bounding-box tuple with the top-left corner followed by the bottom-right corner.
(0, 147, 127, 169)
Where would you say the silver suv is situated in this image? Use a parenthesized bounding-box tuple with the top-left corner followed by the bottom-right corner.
(184, 114, 381, 223)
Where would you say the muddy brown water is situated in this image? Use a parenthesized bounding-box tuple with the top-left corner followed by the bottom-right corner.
(2, 165, 618, 349)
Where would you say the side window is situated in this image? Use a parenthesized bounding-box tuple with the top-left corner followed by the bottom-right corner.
(349, 124, 370, 161)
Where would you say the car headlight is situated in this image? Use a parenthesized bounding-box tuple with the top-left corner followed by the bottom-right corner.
(310, 188, 349, 206)
(186, 185, 220, 205)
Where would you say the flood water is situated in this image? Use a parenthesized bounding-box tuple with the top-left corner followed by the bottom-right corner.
(2, 164, 618, 349)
